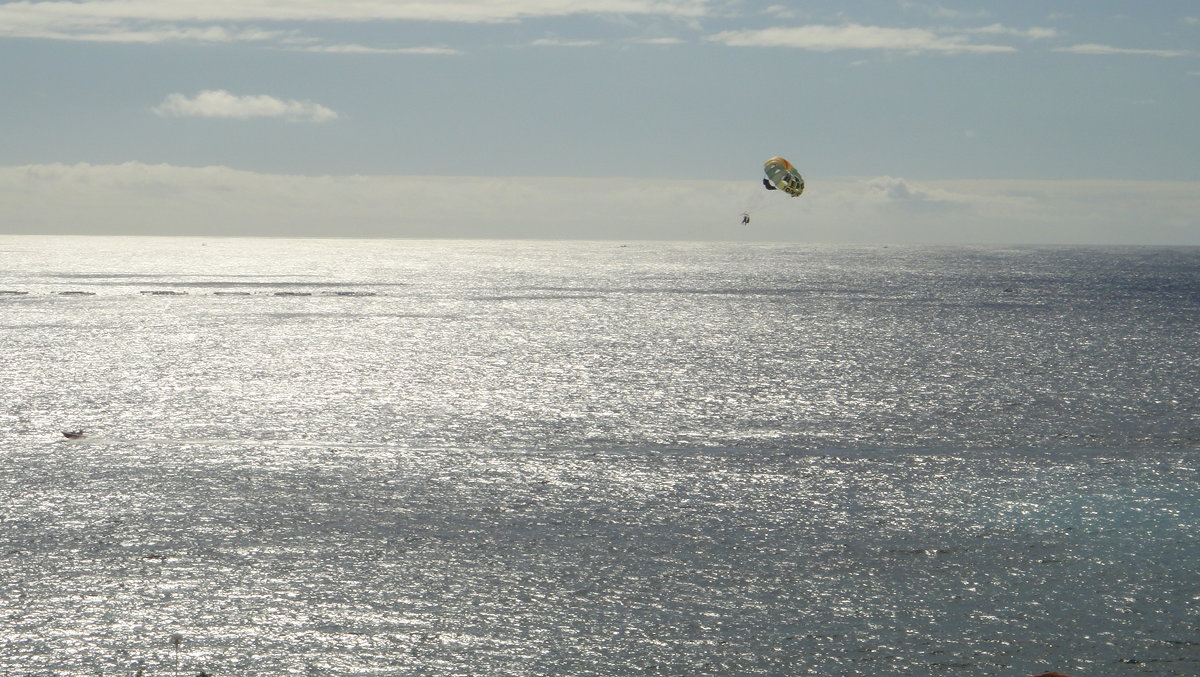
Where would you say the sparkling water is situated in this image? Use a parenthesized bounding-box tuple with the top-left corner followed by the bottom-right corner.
(1, 236, 1197, 675)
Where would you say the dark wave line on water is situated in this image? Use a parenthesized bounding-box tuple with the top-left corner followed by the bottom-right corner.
(258, 311, 462, 319)
(472, 294, 610, 301)
(24, 278, 410, 287)
(58, 436, 396, 449)
(1, 290, 388, 297)
(34, 272, 327, 280)
(534, 285, 881, 295)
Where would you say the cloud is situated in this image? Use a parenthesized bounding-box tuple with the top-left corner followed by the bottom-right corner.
(0, 10, 293, 45)
(707, 24, 1016, 54)
(298, 44, 462, 55)
(762, 5, 803, 20)
(0, 0, 712, 23)
(899, 2, 990, 21)
(0, 0, 714, 46)
(966, 24, 1057, 40)
(1055, 44, 1194, 57)
(630, 36, 683, 45)
(3, 163, 1197, 245)
(153, 90, 339, 123)
(864, 176, 958, 204)
(530, 37, 604, 47)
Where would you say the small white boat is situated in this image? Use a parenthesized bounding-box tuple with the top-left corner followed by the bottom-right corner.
(62, 430, 86, 439)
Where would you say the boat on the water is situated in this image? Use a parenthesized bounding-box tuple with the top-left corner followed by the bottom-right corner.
(62, 430, 86, 439)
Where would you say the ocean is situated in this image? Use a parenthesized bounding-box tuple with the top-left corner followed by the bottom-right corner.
(1, 235, 1197, 676)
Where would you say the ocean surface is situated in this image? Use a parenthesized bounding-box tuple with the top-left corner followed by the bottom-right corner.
(0, 235, 1197, 676)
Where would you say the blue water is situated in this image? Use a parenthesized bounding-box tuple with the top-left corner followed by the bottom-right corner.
(1, 236, 1197, 675)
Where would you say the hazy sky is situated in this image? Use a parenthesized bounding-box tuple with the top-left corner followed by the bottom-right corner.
(2, 0, 1198, 243)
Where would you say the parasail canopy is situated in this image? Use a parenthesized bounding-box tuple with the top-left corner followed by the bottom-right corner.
(762, 157, 804, 197)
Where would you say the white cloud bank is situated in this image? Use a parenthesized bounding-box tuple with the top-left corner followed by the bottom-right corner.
(1055, 44, 1194, 58)
(0, 0, 712, 43)
(708, 24, 1016, 53)
(153, 90, 339, 122)
(967, 24, 1057, 40)
(0, 0, 712, 24)
(299, 44, 461, 55)
(2, 163, 1196, 245)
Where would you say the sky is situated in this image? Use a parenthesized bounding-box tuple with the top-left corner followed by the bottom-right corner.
(1, 0, 1198, 244)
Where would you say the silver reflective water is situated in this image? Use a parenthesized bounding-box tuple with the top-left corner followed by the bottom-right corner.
(1, 236, 1197, 676)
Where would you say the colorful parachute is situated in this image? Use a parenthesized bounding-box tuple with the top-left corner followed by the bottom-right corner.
(762, 157, 804, 197)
